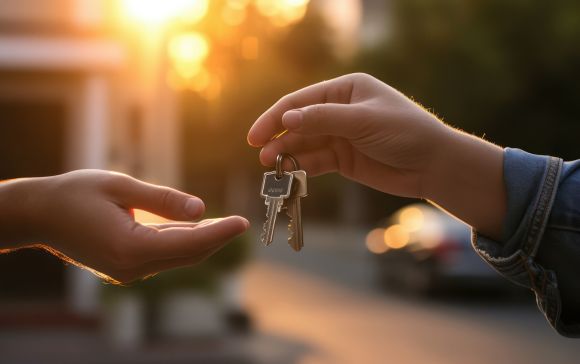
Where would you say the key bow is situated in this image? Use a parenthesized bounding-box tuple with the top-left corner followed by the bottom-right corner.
(276, 153, 300, 179)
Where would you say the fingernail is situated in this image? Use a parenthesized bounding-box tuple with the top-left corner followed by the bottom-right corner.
(185, 198, 204, 217)
(283, 110, 303, 130)
(242, 218, 250, 229)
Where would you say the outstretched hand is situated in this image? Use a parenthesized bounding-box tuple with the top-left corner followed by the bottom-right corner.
(0, 170, 249, 283)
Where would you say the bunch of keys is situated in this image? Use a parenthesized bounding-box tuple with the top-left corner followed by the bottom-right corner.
(260, 153, 308, 251)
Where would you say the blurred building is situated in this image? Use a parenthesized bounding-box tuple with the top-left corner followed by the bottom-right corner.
(0, 0, 391, 332)
(0, 0, 181, 324)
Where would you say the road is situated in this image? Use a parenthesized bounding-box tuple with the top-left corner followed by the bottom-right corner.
(1, 224, 578, 364)
(240, 224, 580, 364)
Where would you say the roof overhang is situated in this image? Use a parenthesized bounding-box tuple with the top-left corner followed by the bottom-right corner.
(0, 35, 126, 71)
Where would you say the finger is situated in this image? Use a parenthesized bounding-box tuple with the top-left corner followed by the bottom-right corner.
(114, 177, 206, 221)
(138, 216, 249, 261)
(248, 74, 356, 147)
(282, 103, 362, 138)
(145, 220, 220, 230)
(259, 132, 331, 166)
(290, 149, 341, 177)
(145, 222, 201, 230)
(285, 142, 358, 177)
(260, 137, 351, 176)
(276, 146, 421, 197)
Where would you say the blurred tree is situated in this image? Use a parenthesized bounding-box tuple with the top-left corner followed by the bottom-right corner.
(356, 0, 580, 160)
(181, 3, 341, 219)
(342, 0, 580, 223)
(182, 5, 336, 168)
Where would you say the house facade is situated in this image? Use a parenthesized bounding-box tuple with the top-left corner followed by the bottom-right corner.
(0, 0, 181, 321)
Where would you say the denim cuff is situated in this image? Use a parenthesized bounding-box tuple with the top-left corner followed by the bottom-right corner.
(471, 148, 571, 336)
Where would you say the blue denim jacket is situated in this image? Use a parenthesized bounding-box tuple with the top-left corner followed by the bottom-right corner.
(473, 148, 580, 337)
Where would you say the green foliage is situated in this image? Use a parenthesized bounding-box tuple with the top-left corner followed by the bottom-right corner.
(356, 0, 580, 159)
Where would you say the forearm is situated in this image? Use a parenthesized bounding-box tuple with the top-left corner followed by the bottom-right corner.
(425, 128, 507, 240)
(0, 178, 43, 249)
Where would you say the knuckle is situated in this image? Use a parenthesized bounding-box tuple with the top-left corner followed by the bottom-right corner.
(349, 72, 378, 89)
(312, 104, 324, 119)
(158, 187, 190, 217)
(305, 105, 324, 130)
(159, 187, 176, 211)
(278, 94, 296, 112)
(350, 72, 372, 81)
(100, 172, 133, 194)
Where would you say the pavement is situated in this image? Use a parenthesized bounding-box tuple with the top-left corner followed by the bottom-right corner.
(240, 224, 580, 364)
(1, 224, 580, 364)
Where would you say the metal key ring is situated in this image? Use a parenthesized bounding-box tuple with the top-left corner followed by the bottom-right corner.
(276, 153, 300, 179)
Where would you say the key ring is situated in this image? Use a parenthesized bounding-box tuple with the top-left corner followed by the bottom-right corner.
(276, 153, 300, 179)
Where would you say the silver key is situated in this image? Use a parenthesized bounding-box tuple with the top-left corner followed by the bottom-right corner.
(286, 170, 307, 251)
(260, 171, 294, 246)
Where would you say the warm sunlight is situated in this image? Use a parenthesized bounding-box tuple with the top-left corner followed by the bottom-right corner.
(255, 0, 310, 27)
(241, 36, 259, 59)
(166, 31, 220, 98)
(168, 32, 210, 67)
(121, 0, 312, 95)
(122, 0, 208, 25)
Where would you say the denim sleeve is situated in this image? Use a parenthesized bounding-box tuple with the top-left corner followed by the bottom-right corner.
(472, 147, 580, 337)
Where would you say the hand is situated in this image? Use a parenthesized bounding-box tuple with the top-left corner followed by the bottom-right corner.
(248, 73, 506, 239)
(0, 170, 249, 283)
(248, 73, 451, 198)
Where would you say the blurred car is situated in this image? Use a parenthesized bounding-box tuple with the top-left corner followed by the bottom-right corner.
(366, 203, 511, 296)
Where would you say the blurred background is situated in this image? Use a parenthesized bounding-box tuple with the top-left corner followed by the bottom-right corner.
(1, 0, 580, 363)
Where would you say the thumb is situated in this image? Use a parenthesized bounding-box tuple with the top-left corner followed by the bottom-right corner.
(282, 103, 361, 138)
(113, 177, 205, 221)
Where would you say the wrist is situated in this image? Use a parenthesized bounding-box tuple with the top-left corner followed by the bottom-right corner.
(0, 177, 49, 248)
(420, 124, 461, 200)
(423, 127, 506, 239)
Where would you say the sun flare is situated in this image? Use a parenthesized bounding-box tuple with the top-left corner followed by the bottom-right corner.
(122, 0, 208, 25)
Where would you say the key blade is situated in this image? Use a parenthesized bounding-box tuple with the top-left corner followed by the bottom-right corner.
(285, 204, 298, 251)
(260, 201, 275, 245)
(262, 197, 282, 246)
(286, 197, 303, 252)
(293, 197, 304, 250)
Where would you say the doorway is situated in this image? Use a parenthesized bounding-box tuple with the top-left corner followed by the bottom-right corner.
(0, 99, 67, 300)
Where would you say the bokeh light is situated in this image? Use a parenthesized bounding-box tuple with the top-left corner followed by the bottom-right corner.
(168, 32, 210, 82)
(384, 224, 409, 249)
(399, 206, 424, 232)
(366, 228, 388, 254)
(121, 0, 208, 25)
(121, 0, 312, 95)
(168, 32, 210, 66)
(255, 0, 310, 27)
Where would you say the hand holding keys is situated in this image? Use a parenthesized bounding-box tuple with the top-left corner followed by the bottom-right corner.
(260, 153, 308, 251)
